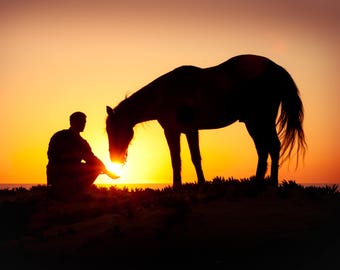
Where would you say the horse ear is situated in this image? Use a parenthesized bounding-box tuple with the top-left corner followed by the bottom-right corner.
(106, 106, 114, 115)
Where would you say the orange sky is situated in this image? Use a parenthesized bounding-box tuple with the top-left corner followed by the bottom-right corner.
(1, 0, 340, 185)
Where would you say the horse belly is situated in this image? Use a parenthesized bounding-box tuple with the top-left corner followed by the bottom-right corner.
(173, 100, 239, 130)
(196, 107, 239, 129)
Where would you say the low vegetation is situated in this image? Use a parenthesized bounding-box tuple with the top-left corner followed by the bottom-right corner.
(0, 177, 338, 239)
(0, 178, 339, 269)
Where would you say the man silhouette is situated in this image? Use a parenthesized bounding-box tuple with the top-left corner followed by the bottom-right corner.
(47, 111, 117, 197)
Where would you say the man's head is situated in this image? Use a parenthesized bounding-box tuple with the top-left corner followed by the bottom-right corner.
(70, 111, 86, 132)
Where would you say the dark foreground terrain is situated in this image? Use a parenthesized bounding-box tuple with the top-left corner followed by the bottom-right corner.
(0, 178, 339, 270)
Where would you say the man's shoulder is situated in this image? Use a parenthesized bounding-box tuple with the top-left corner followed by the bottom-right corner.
(51, 129, 88, 143)
(49, 129, 90, 149)
(51, 129, 70, 137)
(49, 129, 72, 141)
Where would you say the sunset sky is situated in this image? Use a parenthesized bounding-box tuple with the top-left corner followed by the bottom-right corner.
(1, 0, 340, 186)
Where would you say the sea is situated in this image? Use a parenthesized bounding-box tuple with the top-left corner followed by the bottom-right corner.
(0, 182, 338, 191)
(0, 182, 172, 191)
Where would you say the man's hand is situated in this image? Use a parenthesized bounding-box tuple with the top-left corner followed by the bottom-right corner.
(104, 170, 120, 180)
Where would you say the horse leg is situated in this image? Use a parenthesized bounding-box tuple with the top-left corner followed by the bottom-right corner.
(164, 129, 182, 188)
(246, 122, 281, 186)
(185, 130, 205, 184)
(254, 144, 269, 180)
(268, 129, 281, 186)
(245, 122, 269, 180)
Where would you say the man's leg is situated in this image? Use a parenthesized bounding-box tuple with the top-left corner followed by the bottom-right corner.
(74, 163, 102, 193)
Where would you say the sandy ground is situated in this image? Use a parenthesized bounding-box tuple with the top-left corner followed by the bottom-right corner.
(0, 181, 339, 270)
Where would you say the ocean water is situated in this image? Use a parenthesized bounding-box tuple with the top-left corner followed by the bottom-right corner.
(0, 182, 172, 191)
(0, 182, 338, 191)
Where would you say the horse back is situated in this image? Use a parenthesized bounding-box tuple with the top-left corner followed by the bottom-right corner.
(146, 55, 285, 129)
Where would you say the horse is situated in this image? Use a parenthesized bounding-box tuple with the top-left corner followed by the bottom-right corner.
(106, 54, 306, 188)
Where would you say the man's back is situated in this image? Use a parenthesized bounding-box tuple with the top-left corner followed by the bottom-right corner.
(47, 129, 91, 165)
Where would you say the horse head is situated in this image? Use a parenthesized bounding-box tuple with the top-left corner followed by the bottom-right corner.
(106, 106, 134, 164)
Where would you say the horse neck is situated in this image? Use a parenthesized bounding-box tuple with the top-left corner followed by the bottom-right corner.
(117, 86, 159, 127)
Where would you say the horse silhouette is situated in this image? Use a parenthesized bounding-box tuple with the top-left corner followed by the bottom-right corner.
(106, 54, 306, 188)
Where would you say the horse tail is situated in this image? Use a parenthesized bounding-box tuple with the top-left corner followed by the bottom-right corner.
(276, 66, 307, 167)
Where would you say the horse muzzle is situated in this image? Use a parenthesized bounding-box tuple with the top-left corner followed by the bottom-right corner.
(110, 151, 127, 165)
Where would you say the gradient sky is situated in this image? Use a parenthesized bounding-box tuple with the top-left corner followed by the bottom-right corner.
(1, 0, 340, 185)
